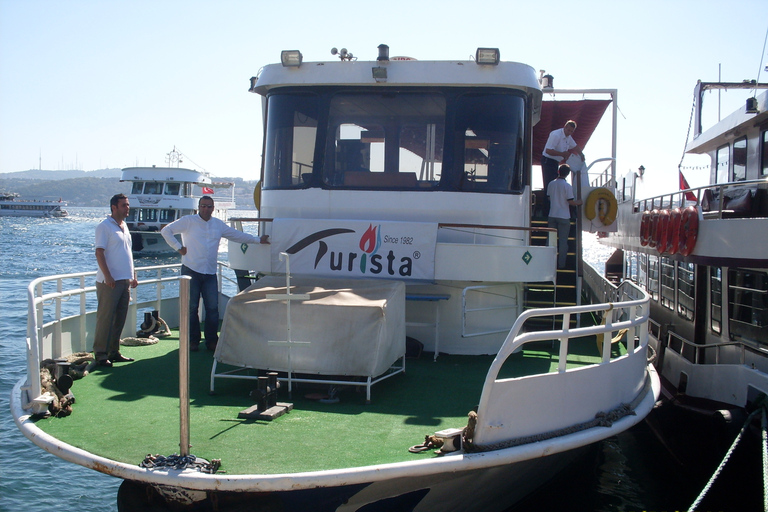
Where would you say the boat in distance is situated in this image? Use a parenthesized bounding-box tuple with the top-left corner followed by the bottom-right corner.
(598, 81, 768, 505)
(12, 45, 658, 511)
(124, 148, 236, 254)
(0, 192, 68, 217)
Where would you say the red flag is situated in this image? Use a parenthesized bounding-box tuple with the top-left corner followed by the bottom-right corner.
(679, 170, 697, 202)
(202, 187, 214, 195)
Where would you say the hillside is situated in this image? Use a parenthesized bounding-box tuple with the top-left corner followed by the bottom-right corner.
(0, 176, 258, 208)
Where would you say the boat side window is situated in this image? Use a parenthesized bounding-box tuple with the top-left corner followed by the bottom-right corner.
(647, 255, 659, 302)
(638, 253, 648, 290)
(138, 209, 158, 222)
(761, 128, 768, 177)
(660, 257, 675, 310)
(144, 182, 162, 195)
(455, 92, 526, 194)
(677, 261, 695, 321)
(132, 182, 144, 194)
(733, 137, 747, 182)
(263, 92, 319, 189)
(710, 267, 722, 335)
(160, 210, 176, 223)
(715, 144, 730, 184)
(323, 92, 445, 190)
(625, 252, 638, 283)
(727, 269, 768, 345)
(164, 183, 181, 195)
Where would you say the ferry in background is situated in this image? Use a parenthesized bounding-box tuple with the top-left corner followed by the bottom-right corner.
(123, 148, 236, 254)
(13, 46, 658, 512)
(598, 82, 768, 487)
(0, 192, 68, 217)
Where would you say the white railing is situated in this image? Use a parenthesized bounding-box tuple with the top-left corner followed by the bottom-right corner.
(474, 278, 650, 445)
(21, 262, 236, 411)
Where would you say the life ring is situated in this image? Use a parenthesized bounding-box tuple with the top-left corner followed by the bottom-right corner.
(585, 188, 618, 226)
(665, 208, 682, 255)
(639, 211, 652, 246)
(678, 206, 699, 256)
(647, 210, 660, 248)
(655, 209, 670, 254)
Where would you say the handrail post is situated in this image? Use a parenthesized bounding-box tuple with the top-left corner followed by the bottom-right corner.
(179, 275, 191, 457)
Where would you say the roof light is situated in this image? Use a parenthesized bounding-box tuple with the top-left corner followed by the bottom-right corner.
(281, 50, 303, 67)
(746, 97, 759, 114)
(475, 48, 500, 65)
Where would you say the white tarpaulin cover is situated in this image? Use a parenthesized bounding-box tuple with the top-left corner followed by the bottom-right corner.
(215, 276, 405, 378)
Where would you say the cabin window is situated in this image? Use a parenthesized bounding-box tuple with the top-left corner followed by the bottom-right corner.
(144, 182, 162, 195)
(132, 182, 144, 194)
(761, 128, 768, 177)
(677, 261, 695, 321)
(165, 183, 181, 195)
(263, 93, 319, 189)
(710, 267, 722, 334)
(733, 137, 747, 182)
(323, 92, 445, 189)
(660, 257, 675, 310)
(648, 255, 659, 302)
(137, 209, 158, 222)
(638, 253, 648, 289)
(728, 269, 768, 345)
(455, 93, 525, 193)
(160, 210, 176, 223)
(716, 144, 730, 184)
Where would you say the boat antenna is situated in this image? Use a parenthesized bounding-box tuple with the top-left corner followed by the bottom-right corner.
(754, 24, 768, 98)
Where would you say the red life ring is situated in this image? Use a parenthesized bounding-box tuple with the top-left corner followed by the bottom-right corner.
(648, 210, 660, 248)
(665, 208, 682, 255)
(639, 211, 652, 246)
(655, 209, 670, 254)
(678, 206, 699, 256)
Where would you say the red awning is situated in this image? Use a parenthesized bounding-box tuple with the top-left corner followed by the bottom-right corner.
(533, 100, 612, 162)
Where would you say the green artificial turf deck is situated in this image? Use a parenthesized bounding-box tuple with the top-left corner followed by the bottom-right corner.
(33, 330, 622, 475)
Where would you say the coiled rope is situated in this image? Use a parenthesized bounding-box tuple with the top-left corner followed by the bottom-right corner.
(140, 453, 221, 474)
(688, 401, 768, 512)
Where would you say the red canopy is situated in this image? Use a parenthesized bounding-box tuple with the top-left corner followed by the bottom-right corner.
(533, 99, 612, 161)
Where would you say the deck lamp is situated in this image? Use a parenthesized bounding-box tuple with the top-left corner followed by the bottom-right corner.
(746, 97, 759, 114)
(475, 48, 500, 65)
(281, 50, 303, 67)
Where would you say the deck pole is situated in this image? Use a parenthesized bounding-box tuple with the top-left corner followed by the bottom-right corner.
(179, 276, 191, 456)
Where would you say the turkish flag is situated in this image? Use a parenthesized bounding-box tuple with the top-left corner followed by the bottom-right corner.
(679, 170, 697, 202)
(202, 187, 214, 195)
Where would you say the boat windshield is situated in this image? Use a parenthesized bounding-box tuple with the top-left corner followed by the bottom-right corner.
(262, 89, 527, 193)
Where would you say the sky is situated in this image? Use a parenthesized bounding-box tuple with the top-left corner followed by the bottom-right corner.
(1, 0, 767, 198)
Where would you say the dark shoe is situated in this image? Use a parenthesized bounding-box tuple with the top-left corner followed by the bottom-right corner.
(205, 340, 218, 352)
(97, 359, 113, 367)
(110, 353, 134, 363)
(190, 342, 200, 352)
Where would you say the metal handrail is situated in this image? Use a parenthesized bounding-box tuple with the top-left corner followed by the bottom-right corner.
(632, 177, 768, 214)
(666, 330, 768, 366)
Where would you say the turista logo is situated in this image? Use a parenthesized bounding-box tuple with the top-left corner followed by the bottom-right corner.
(285, 224, 413, 276)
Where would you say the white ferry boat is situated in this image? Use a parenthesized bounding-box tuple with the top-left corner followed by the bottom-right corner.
(597, 81, 768, 503)
(0, 192, 68, 217)
(124, 151, 236, 254)
(12, 46, 658, 511)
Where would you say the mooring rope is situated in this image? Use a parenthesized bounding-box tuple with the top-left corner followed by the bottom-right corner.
(140, 453, 222, 474)
(688, 403, 768, 512)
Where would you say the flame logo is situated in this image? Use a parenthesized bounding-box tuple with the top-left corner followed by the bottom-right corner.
(359, 224, 380, 254)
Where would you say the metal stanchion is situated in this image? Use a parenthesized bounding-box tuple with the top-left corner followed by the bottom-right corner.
(179, 275, 191, 457)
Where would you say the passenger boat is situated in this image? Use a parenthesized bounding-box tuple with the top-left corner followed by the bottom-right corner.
(597, 82, 768, 490)
(12, 46, 658, 511)
(0, 192, 68, 217)
(124, 149, 236, 254)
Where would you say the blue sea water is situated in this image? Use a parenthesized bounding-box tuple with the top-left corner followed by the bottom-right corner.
(0, 209, 739, 511)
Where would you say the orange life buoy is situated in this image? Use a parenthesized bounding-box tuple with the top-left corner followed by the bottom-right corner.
(655, 209, 670, 254)
(665, 208, 682, 255)
(648, 210, 660, 248)
(678, 205, 699, 256)
(639, 211, 652, 246)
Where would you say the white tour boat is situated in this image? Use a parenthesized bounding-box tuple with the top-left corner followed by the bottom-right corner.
(12, 46, 659, 511)
(598, 81, 768, 505)
(0, 192, 68, 217)
(124, 149, 236, 254)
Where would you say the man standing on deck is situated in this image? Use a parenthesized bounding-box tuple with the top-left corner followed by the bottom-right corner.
(94, 193, 138, 367)
(547, 165, 583, 269)
(161, 195, 264, 352)
(541, 120, 585, 188)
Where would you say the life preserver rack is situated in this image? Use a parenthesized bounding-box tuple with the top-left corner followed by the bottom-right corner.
(639, 206, 698, 256)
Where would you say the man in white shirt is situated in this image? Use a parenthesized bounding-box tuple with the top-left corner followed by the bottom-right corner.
(541, 120, 585, 189)
(161, 196, 262, 351)
(94, 193, 138, 367)
(547, 165, 583, 269)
